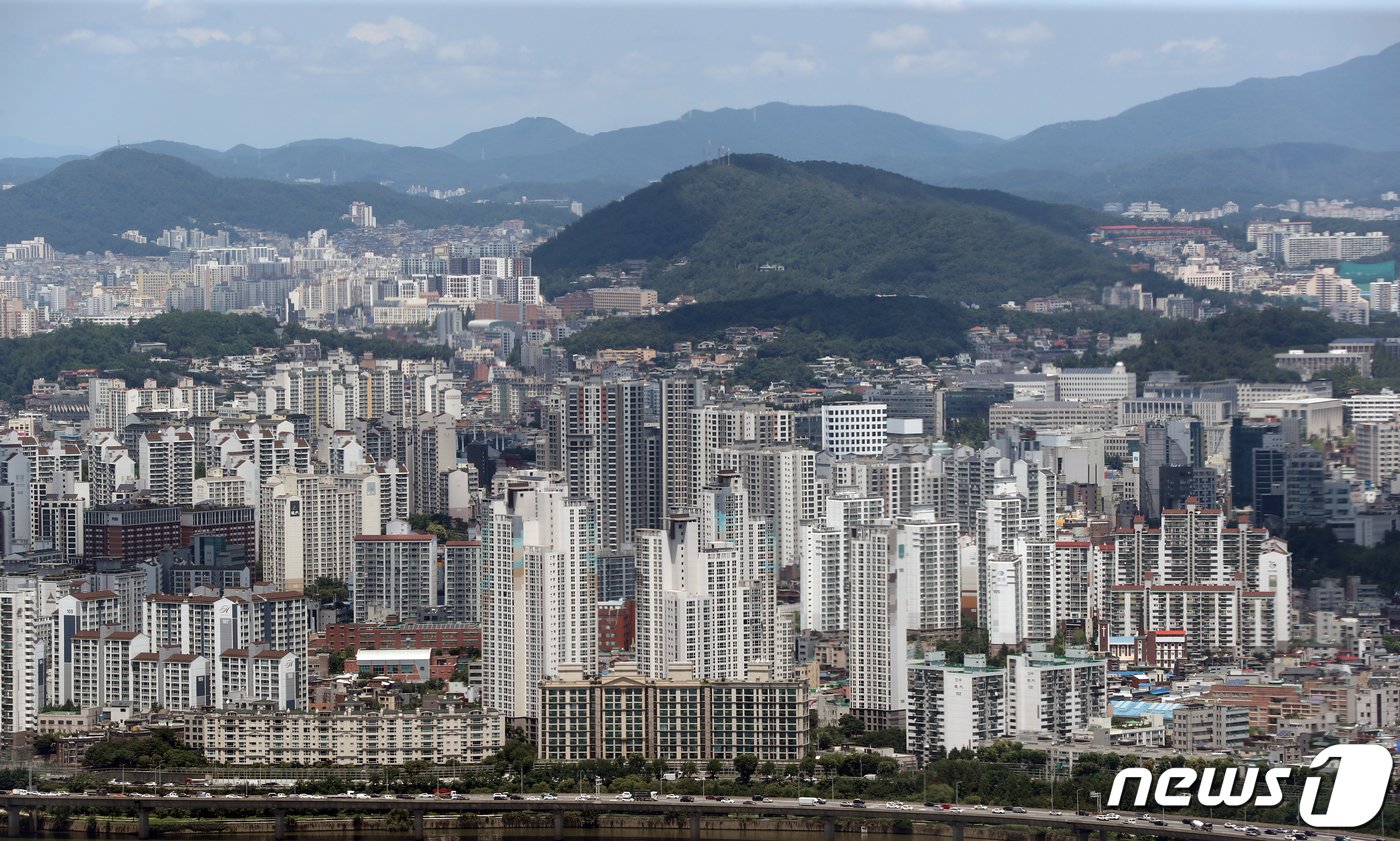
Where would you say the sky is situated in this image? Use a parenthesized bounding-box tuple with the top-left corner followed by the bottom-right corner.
(3, 0, 1399, 154)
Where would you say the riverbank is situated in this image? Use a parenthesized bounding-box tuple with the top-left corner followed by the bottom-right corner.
(10, 808, 1067, 840)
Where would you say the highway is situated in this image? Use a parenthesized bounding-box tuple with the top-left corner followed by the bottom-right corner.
(2, 791, 1363, 841)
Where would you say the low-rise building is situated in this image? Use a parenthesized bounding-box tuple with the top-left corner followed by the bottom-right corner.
(537, 661, 808, 763)
(186, 705, 505, 765)
(1169, 702, 1250, 751)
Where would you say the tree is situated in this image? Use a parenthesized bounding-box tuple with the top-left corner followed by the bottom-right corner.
(759, 760, 777, 780)
(706, 758, 724, 779)
(681, 760, 698, 779)
(733, 753, 759, 784)
(304, 577, 348, 605)
(837, 714, 866, 738)
(33, 734, 58, 757)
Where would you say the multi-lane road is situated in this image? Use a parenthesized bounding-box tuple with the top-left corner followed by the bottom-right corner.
(0, 791, 1383, 841)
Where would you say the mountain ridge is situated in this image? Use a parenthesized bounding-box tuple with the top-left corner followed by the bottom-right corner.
(3, 43, 1398, 209)
(0, 148, 573, 255)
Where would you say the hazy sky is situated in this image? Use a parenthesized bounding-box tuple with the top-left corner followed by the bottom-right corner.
(4, 0, 1399, 152)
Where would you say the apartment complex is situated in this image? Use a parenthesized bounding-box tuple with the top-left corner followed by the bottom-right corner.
(537, 661, 808, 763)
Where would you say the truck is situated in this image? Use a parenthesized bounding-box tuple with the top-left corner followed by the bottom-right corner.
(798, 797, 826, 806)
(630, 791, 658, 802)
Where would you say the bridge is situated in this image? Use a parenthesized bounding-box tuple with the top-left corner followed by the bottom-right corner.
(0, 793, 1322, 841)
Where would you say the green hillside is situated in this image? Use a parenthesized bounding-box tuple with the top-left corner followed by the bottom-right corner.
(0, 148, 572, 255)
(533, 154, 1166, 305)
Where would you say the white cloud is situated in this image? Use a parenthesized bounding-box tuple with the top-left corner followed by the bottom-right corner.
(1106, 48, 1144, 66)
(175, 27, 231, 48)
(985, 21, 1052, 46)
(905, 0, 963, 10)
(709, 50, 818, 82)
(1159, 36, 1225, 56)
(437, 36, 501, 63)
(346, 16, 435, 51)
(867, 24, 928, 53)
(615, 51, 668, 78)
(888, 48, 977, 77)
(56, 29, 139, 55)
(142, 0, 201, 25)
(754, 50, 818, 76)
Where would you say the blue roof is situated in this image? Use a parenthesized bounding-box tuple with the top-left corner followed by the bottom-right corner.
(1111, 699, 1181, 720)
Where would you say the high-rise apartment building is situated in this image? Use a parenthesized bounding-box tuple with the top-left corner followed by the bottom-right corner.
(351, 528, 439, 624)
(846, 522, 908, 729)
(636, 473, 784, 683)
(138, 426, 197, 505)
(1005, 648, 1108, 738)
(258, 472, 384, 590)
(0, 590, 42, 733)
(481, 473, 598, 726)
(907, 653, 1007, 759)
(565, 379, 651, 553)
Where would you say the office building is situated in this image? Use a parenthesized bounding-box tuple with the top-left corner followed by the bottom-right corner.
(820, 402, 888, 456)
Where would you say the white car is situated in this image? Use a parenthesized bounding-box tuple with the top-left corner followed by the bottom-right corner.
(992, 808, 1006, 814)
(1049, 811, 1063, 816)
(974, 804, 989, 811)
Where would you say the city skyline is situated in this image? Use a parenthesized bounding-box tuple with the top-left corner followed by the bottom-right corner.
(1, 1, 1398, 154)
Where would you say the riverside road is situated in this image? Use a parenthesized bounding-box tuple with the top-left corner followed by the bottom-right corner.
(0, 792, 1349, 841)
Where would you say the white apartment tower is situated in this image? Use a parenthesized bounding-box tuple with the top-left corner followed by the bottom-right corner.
(258, 472, 384, 591)
(565, 379, 651, 553)
(351, 527, 440, 624)
(659, 376, 706, 514)
(846, 521, 909, 729)
(714, 443, 817, 567)
(636, 473, 786, 683)
(1006, 648, 1108, 738)
(907, 653, 1007, 759)
(0, 590, 43, 733)
(481, 473, 599, 725)
(799, 492, 885, 633)
(139, 425, 197, 505)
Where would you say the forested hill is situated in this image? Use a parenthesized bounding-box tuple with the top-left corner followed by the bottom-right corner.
(0, 148, 573, 256)
(532, 154, 1171, 306)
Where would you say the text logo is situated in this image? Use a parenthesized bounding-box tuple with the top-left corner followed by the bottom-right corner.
(1106, 744, 1392, 829)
